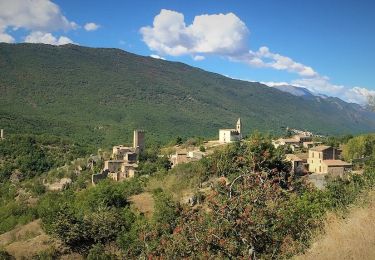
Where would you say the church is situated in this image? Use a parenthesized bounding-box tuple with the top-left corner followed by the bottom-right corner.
(219, 118, 242, 143)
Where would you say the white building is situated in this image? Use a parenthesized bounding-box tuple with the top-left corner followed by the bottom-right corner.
(219, 118, 242, 143)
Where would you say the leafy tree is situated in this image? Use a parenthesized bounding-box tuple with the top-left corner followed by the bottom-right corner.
(342, 134, 375, 161)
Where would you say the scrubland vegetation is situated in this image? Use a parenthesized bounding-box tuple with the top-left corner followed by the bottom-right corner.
(0, 132, 375, 259)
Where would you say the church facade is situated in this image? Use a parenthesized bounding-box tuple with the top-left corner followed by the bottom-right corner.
(219, 118, 242, 143)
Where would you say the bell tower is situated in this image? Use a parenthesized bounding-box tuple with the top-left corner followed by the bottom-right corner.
(236, 118, 242, 138)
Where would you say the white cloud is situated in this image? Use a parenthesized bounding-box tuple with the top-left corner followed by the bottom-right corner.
(344, 87, 375, 104)
(25, 31, 73, 45)
(84, 22, 100, 31)
(0, 28, 14, 43)
(150, 54, 165, 60)
(141, 10, 317, 78)
(232, 47, 318, 77)
(140, 9, 248, 57)
(0, 0, 77, 32)
(193, 55, 205, 61)
(141, 10, 375, 105)
(262, 78, 373, 105)
(0, 0, 77, 43)
(261, 81, 290, 87)
(292, 77, 344, 95)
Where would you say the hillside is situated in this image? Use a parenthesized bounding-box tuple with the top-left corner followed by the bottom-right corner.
(296, 191, 375, 260)
(1, 43, 375, 147)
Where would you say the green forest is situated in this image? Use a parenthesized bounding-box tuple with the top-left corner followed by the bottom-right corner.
(1, 43, 375, 148)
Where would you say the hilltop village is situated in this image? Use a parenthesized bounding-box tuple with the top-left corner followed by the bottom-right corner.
(0, 119, 371, 259)
(90, 118, 353, 188)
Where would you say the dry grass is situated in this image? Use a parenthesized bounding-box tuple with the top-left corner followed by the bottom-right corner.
(0, 219, 43, 247)
(295, 191, 375, 260)
(146, 172, 197, 202)
(0, 219, 74, 259)
(129, 192, 155, 217)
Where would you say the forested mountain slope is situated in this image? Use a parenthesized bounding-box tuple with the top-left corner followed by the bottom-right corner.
(1, 43, 374, 146)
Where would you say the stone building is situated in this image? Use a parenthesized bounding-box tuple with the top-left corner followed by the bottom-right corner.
(92, 129, 144, 184)
(219, 118, 242, 143)
(133, 130, 145, 153)
(307, 145, 351, 176)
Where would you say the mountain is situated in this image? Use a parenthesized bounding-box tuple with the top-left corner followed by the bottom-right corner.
(269, 84, 315, 98)
(1, 43, 375, 147)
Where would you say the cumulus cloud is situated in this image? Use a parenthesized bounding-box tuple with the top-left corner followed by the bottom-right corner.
(0, 26, 14, 43)
(141, 9, 317, 78)
(25, 31, 73, 45)
(0, 0, 77, 43)
(84, 22, 100, 31)
(246, 47, 317, 77)
(150, 54, 165, 60)
(193, 55, 205, 61)
(141, 9, 375, 105)
(292, 77, 344, 95)
(140, 9, 248, 56)
(0, 0, 77, 32)
(261, 81, 290, 87)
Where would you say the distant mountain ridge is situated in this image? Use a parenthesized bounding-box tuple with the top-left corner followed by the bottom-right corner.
(0, 43, 375, 146)
(268, 83, 368, 113)
(269, 84, 315, 98)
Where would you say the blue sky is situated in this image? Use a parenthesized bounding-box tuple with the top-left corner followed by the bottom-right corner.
(1, 0, 374, 104)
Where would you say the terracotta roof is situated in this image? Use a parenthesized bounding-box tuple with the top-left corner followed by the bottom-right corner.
(294, 152, 308, 160)
(323, 160, 352, 166)
(276, 138, 299, 143)
(309, 145, 331, 152)
(303, 141, 322, 145)
(286, 154, 303, 161)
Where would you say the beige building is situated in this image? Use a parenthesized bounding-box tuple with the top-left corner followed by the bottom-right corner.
(307, 145, 351, 175)
(286, 153, 308, 175)
(273, 134, 313, 150)
(112, 146, 133, 159)
(219, 118, 242, 143)
(303, 141, 322, 149)
(92, 129, 144, 184)
(272, 138, 300, 148)
(170, 151, 189, 167)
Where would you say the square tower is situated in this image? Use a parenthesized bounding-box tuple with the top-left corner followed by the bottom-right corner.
(133, 130, 145, 153)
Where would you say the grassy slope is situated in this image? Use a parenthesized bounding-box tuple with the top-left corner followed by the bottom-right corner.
(1, 43, 375, 147)
(296, 190, 375, 260)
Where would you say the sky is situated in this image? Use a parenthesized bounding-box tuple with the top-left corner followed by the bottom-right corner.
(0, 0, 374, 105)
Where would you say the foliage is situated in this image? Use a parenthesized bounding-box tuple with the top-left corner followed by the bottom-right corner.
(87, 244, 116, 260)
(38, 179, 143, 252)
(342, 134, 375, 161)
(0, 134, 88, 182)
(0, 250, 14, 260)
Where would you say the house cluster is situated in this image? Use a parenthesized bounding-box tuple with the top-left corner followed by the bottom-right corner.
(92, 130, 145, 184)
(272, 133, 322, 151)
(219, 118, 242, 143)
(170, 150, 206, 168)
(286, 145, 351, 177)
(170, 118, 243, 167)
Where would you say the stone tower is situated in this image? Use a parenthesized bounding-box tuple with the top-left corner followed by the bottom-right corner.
(133, 130, 145, 153)
(236, 118, 242, 139)
(0, 129, 3, 140)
